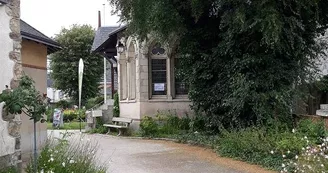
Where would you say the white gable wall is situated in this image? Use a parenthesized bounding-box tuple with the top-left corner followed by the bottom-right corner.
(0, 5, 14, 91)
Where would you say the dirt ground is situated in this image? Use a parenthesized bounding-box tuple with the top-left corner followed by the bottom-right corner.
(46, 131, 278, 173)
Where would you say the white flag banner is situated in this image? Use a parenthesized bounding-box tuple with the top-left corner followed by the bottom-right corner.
(78, 58, 84, 109)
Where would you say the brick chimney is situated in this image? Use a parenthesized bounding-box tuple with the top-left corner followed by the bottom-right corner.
(98, 11, 101, 28)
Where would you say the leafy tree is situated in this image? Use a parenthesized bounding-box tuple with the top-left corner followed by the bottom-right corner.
(50, 25, 103, 104)
(0, 75, 46, 122)
(110, 0, 328, 131)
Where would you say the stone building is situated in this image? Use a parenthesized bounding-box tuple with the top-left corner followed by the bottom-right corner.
(0, 0, 23, 169)
(92, 26, 192, 128)
(0, 0, 61, 169)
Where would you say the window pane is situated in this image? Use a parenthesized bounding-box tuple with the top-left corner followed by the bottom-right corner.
(175, 58, 189, 95)
(151, 59, 167, 95)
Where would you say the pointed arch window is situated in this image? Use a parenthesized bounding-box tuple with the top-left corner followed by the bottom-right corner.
(150, 43, 167, 96)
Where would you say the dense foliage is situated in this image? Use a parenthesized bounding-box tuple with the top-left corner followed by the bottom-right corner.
(110, 0, 328, 130)
(50, 25, 103, 104)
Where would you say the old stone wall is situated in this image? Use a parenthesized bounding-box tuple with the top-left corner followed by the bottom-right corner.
(0, 0, 22, 170)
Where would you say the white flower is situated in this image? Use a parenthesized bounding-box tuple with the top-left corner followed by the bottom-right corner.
(282, 154, 286, 158)
(321, 164, 324, 167)
(282, 163, 285, 168)
(69, 159, 75, 164)
(287, 150, 290, 154)
(50, 157, 54, 162)
(304, 136, 308, 139)
(292, 129, 295, 133)
(62, 162, 66, 167)
(295, 155, 298, 159)
(40, 169, 44, 173)
(270, 150, 274, 154)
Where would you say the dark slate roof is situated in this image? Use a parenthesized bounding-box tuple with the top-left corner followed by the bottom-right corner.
(91, 26, 120, 52)
(0, 0, 8, 4)
(20, 20, 61, 54)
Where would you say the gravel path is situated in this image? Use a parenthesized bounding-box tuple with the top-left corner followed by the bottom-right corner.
(48, 130, 277, 173)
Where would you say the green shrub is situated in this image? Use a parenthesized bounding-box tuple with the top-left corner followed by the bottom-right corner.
(158, 115, 191, 135)
(216, 127, 283, 170)
(85, 96, 104, 110)
(26, 132, 106, 173)
(46, 108, 54, 122)
(297, 118, 327, 141)
(62, 109, 86, 122)
(275, 132, 308, 156)
(56, 100, 73, 109)
(92, 117, 108, 134)
(189, 114, 206, 132)
(281, 138, 328, 173)
(140, 116, 158, 137)
(113, 93, 120, 117)
(63, 112, 76, 122)
(139, 111, 192, 137)
(0, 167, 18, 173)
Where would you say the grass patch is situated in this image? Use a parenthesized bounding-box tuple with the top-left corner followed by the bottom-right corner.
(47, 122, 86, 130)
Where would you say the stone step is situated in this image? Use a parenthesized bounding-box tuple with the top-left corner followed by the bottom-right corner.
(320, 104, 328, 110)
(316, 109, 328, 117)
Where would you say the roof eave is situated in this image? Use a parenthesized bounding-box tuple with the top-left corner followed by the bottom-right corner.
(92, 26, 127, 53)
(21, 32, 62, 54)
(0, 0, 8, 4)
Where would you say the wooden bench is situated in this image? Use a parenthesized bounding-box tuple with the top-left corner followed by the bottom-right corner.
(103, 117, 133, 136)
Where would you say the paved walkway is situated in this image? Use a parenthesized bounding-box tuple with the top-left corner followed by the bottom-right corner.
(48, 130, 276, 173)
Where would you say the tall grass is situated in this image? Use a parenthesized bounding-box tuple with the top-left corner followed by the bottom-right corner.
(26, 132, 106, 173)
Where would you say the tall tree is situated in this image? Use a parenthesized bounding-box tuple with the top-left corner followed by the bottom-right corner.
(50, 25, 103, 104)
(110, 0, 328, 130)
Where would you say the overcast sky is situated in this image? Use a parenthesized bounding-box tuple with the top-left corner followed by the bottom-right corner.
(21, 0, 120, 37)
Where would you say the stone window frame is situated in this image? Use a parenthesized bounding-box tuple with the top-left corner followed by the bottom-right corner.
(171, 56, 189, 99)
(148, 42, 189, 100)
(128, 56, 136, 100)
(119, 60, 128, 101)
(120, 38, 137, 102)
(149, 43, 169, 99)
